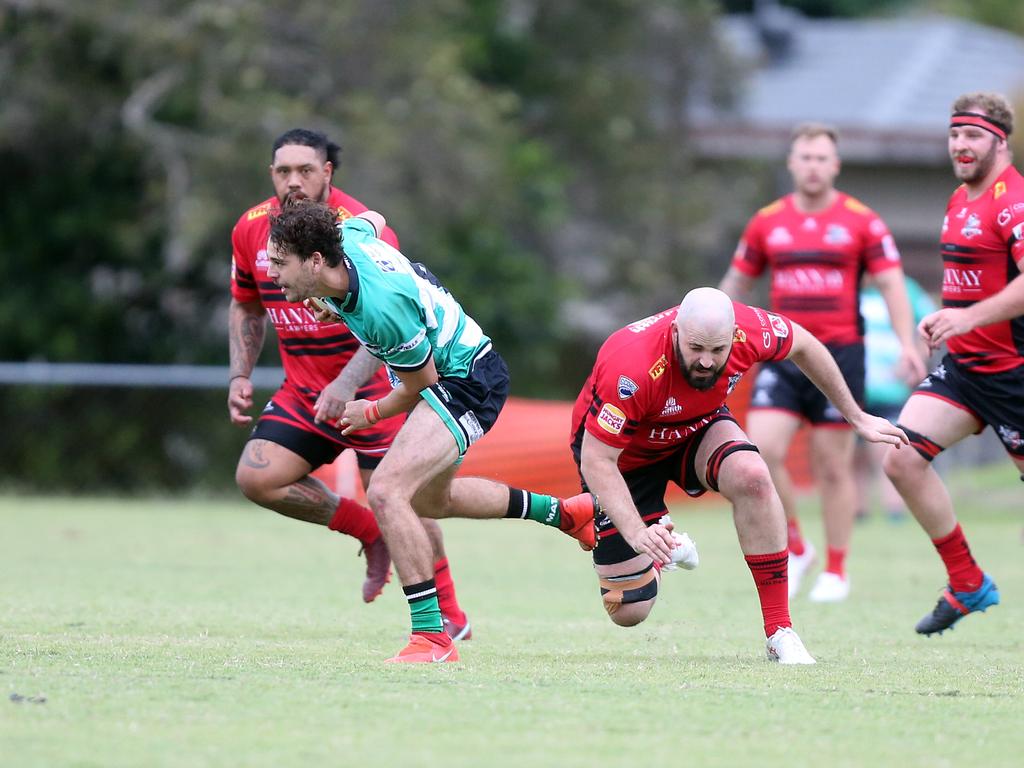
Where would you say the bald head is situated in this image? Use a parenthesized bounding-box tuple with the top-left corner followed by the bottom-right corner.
(675, 287, 735, 339)
(673, 288, 735, 391)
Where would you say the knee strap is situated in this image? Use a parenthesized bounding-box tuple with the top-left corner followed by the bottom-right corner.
(599, 563, 659, 615)
(897, 424, 945, 463)
(705, 440, 760, 492)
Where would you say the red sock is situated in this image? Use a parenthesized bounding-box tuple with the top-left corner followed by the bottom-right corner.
(932, 523, 984, 592)
(824, 546, 846, 577)
(433, 557, 467, 624)
(745, 550, 791, 637)
(787, 518, 806, 556)
(327, 498, 380, 546)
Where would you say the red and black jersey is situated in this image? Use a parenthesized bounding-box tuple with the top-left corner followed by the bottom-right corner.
(571, 302, 795, 472)
(731, 192, 901, 345)
(230, 186, 400, 399)
(939, 165, 1024, 373)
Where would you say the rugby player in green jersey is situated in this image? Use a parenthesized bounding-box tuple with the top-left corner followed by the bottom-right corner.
(265, 201, 598, 663)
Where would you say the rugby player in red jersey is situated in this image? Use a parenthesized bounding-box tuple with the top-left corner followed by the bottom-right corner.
(883, 92, 1024, 635)
(571, 287, 907, 663)
(227, 129, 469, 637)
(719, 123, 926, 603)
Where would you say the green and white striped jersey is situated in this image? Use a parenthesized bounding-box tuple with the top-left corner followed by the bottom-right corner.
(320, 217, 491, 378)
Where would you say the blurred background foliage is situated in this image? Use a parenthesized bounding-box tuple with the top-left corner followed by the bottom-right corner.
(0, 0, 1014, 491)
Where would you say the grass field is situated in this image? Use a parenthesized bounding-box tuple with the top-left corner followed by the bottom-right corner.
(2, 466, 1022, 767)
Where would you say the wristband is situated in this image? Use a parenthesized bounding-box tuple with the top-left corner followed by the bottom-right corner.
(364, 400, 382, 425)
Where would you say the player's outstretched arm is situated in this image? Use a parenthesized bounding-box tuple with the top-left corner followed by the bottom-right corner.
(580, 431, 675, 564)
(787, 322, 908, 447)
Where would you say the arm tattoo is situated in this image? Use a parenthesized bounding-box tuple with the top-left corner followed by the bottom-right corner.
(335, 346, 382, 391)
(229, 300, 267, 379)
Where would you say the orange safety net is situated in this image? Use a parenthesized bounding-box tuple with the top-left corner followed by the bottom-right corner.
(312, 369, 815, 501)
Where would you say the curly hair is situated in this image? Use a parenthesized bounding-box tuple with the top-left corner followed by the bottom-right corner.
(268, 200, 345, 266)
(951, 92, 1014, 136)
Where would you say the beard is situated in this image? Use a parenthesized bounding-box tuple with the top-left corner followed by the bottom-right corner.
(683, 363, 724, 391)
(952, 143, 997, 183)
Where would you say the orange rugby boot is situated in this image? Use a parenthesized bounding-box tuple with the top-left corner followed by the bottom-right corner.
(559, 493, 599, 551)
(385, 633, 460, 664)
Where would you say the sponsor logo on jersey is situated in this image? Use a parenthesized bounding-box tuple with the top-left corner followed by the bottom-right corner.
(727, 372, 743, 394)
(943, 267, 983, 292)
(960, 213, 983, 239)
(388, 328, 427, 355)
(628, 311, 673, 333)
(869, 218, 888, 237)
(997, 207, 1012, 227)
(762, 331, 772, 348)
(649, 355, 668, 380)
(766, 226, 793, 246)
(881, 234, 900, 261)
(597, 403, 627, 434)
(256, 248, 269, 268)
(617, 376, 639, 399)
(733, 327, 747, 344)
(767, 313, 789, 338)
(994, 181, 1007, 199)
(844, 197, 869, 215)
(246, 203, 272, 221)
(1013, 222, 1024, 241)
(266, 305, 321, 332)
(955, 206, 968, 219)
(823, 224, 852, 245)
(801, 217, 817, 231)
(941, 215, 949, 234)
(660, 397, 682, 417)
(772, 267, 843, 292)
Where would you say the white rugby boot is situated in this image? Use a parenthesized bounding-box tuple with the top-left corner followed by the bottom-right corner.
(787, 542, 816, 598)
(808, 571, 850, 603)
(766, 627, 816, 665)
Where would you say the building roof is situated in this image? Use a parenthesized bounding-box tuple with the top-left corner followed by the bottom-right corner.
(692, 12, 1024, 164)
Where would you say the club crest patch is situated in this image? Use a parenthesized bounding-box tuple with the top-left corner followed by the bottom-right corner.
(617, 376, 639, 399)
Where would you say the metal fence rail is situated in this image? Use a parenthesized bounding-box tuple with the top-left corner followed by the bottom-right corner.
(0, 362, 285, 389)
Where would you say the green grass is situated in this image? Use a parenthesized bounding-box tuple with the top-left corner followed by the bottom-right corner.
(2, 467, 1022, 767)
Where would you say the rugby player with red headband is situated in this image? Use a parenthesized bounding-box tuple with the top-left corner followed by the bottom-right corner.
(883, 92, 1024, 636)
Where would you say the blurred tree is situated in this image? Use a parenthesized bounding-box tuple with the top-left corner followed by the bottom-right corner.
(0, 0, 748, 491)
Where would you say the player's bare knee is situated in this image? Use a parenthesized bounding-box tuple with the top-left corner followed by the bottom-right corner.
(608, 599, 655, 627)
(883, 441, 927, 484)
(366, 481, 412, 521)
(718, 452, 773, 503)
(234, 464, 273, 505)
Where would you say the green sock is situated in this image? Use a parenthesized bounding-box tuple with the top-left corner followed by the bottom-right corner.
(506, 489, 561, 528)
(403, 580, 443, 634)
